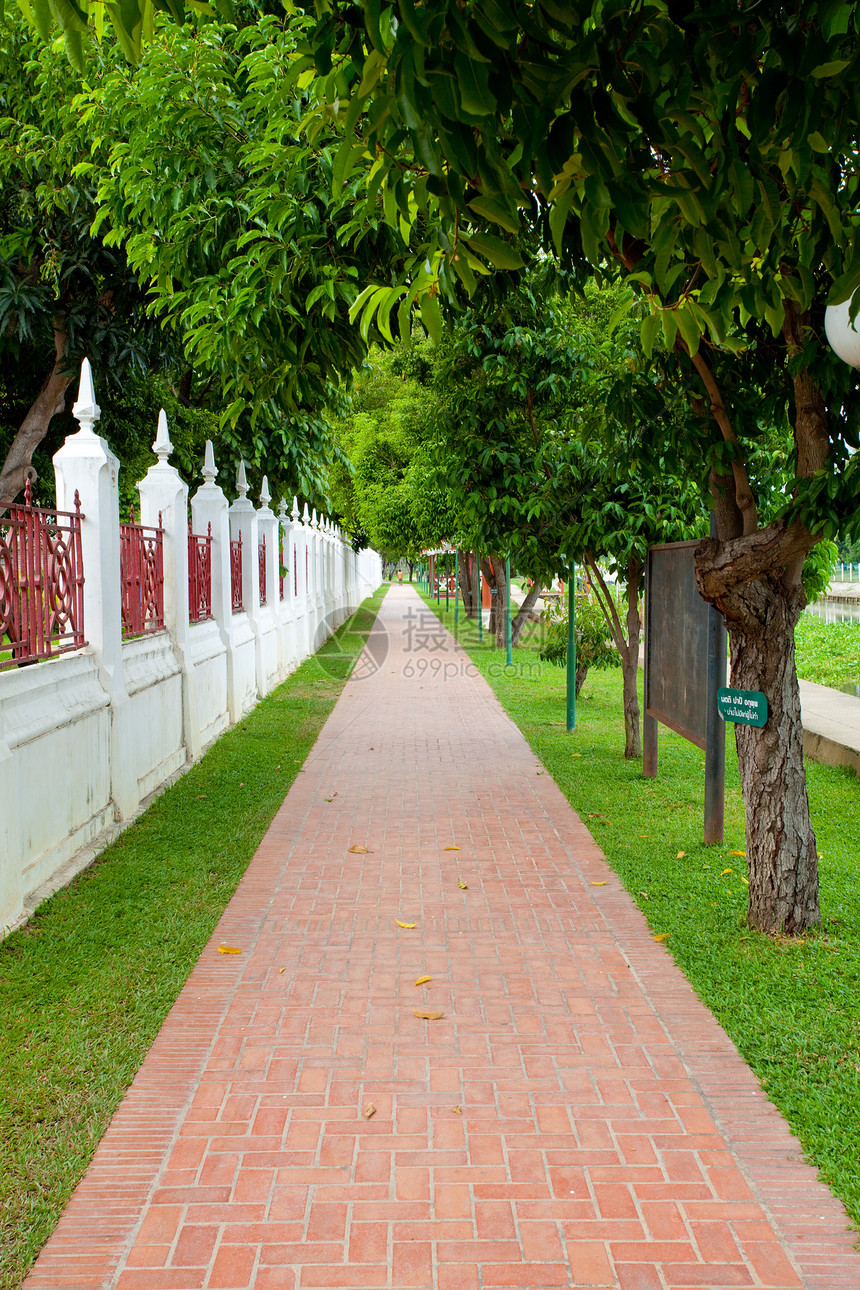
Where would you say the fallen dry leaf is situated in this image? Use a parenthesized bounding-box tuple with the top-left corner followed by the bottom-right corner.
(741, 876, 749, 885)
(452, 1105, 462, 1115)
(457, 880, 469, 890)
(278, 967, 286, 974)
(414, 975, 432, 986)
(676, 851, 686, 859)
(413, 1009, 445, 1020)
(653, 933, 670, 942)
(571, 753, 582, 757)
(592, 881, 607, 886)
(720, 867, 734, 876)
(396, 920, 418, 929)
(363, 1103, 376, 1119)
(348, 845, 369, 854)
(443, 846, 460, 851)
(275, 764, 281, 770)
(639, 891, 649, 900)
(218, 945, 242, 954)
(730, 850, 746, 856)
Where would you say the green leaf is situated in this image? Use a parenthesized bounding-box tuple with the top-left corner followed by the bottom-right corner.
(420, 291, 443, 344)
(31, 0, 53, 40)
(549, 186, 574, 255)
(640, 312, 660, 359)
(467, 194, 520, 234)
(462, 232, 523, 271)
(810, 60, 851, 78)
(454, 53, 496, 116)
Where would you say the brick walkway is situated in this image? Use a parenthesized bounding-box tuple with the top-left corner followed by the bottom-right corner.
(25, 587, 860, 1290)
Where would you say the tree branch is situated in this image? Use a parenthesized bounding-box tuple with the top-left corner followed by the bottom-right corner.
(694, 519, 818, 601)
(683, 342, 758, 537)
(0, 323, 72, 508)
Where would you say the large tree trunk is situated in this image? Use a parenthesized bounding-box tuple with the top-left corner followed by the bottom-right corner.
(458, 550, 475, 617)
(695, 540, 820, 934)
(511, 579, 542, 646)
(480, 556, 504, 643)
(586, 553, 642, 758)
(687, 304, 825, 935)
(0, 325, 71, 507)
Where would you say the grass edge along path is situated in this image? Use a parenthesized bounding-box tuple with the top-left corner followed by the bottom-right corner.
(418, 590, 860, 1240)
(0, 587, 386, 1290)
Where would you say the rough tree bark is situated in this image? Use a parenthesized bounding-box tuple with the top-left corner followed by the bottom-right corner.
(0, 325, 72, 507)
(585, 552, 642, 759)
(458, 549, 475, 617)
(511, 579, 542, 646)
(688, 306, 824, 934)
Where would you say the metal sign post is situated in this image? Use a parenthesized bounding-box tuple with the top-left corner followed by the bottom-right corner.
(476, 555, 482, 642)
(505, 556, 512, 665)
(566, 569, 576, 732)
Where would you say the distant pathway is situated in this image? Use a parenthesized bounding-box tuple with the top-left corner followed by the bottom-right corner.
(25, 586, 859, 1290)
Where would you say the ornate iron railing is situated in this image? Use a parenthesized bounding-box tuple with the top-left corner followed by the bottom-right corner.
(258, 536, 267, 606)
(188, 523, 212, 623)
(230, 534, 243, 612)
(0, 480, 86, 669)
(120, 507, 164, 639)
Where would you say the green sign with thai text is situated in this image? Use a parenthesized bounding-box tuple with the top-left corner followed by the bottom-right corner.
(717, 688, 768, 727)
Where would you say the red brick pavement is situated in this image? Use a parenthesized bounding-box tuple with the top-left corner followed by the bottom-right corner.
(24, 587, 860, 1290)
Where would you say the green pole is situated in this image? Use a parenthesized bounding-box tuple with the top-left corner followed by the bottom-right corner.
(445, 552, 449, 612)
(505, 555, 512, 666)
(476, 554, 482, 642)
(566, 567, 576, 732)
(454, 550, 459, 623)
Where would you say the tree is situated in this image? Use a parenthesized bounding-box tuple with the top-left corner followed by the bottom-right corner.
(329, 343, 456, 560)
(294, 1, 860, 935)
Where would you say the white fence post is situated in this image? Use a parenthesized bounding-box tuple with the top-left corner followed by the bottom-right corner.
(53, 360, 137, 819)
(137, 411, 200, 761)
(229, 461, 262, 699)
(191, 441, 240, 723)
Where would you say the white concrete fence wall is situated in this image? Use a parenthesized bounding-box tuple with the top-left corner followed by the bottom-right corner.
(0, 361, 382, 935)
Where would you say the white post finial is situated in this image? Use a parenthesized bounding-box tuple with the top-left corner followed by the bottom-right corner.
(201, 439, 218, 486)
(236, 459, 249, 499)
(153, 409, 173, 464)
(292, 496, 300, 521)
(302, 502, 310, 524)
(278, 497, 287, 521)
(72, 358, 101, 436)
(311, 508, 318, 530)
(260, 474, 271, 507)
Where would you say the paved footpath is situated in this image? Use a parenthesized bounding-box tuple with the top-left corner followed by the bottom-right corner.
(26, 587, 860, 1290)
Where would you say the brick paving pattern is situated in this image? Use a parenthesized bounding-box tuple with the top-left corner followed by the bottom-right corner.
(24, 587, 860, 1289)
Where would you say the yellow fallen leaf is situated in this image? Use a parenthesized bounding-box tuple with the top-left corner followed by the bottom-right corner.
(571, 753, 582, 757)
(278, 967, 286, 974)
(639, 891, 649, 900)
(414, 975, 432, 986)
(730, 850, 746, 856)
(413, 1009, 445, 1020)
(653, 933, 670, 942)
(676, 851, 686, 859)
(396, 920, 418, 929)
(458, 880, 469, 889)
(348, 845, 369, 853)
(218, 945, 242, 954)
(741, 876, 749, 885)
(720, 868, 734, 876)
(444, 846, 460, 850)
(592, 881, 607, 886)
(363, 1103, 376, 1119)
(452, 1105, 462, 1115)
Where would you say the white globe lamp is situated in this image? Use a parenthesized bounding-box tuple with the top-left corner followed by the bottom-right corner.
(825, 295, 860, 368)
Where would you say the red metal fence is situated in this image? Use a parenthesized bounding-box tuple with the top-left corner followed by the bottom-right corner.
(230, 535, 243, 612)
(0, 480, 86, 669)
(120, 507, 165, 639)
(258, 536, 267, 606)
(188, 523, 212, 623)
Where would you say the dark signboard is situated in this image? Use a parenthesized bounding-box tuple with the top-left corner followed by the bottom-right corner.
(644, 537, 727, 844)
(645, 540, 710, 749)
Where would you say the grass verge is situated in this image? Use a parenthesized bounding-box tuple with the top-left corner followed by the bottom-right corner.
(795, 612, 860, 688)
(0, 587, 386, 1290)
(422, 591, 860, 1235)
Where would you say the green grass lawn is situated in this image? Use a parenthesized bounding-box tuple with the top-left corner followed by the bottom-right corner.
(0, 588, 385, 1290)
(422, 591, 860, 1237)
(795, 612, 860, 689)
